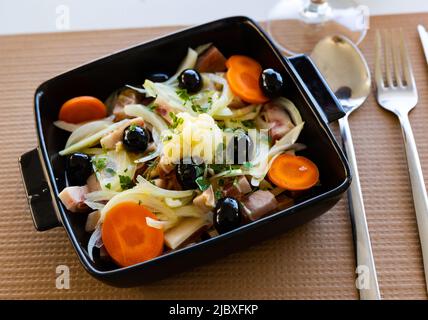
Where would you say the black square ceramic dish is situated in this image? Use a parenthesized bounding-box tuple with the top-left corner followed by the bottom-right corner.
(19, 16, 350, 287)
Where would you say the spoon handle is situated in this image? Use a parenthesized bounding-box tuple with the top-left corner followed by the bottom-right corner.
(338, 116, 381, 300)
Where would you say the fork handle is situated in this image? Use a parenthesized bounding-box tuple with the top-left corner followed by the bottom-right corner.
(339, 117, 381, 300)
(399, 114, 428, 291)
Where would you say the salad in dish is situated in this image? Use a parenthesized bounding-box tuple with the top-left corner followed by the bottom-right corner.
(56, 44, 320, 268)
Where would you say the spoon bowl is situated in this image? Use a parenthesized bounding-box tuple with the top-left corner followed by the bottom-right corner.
(310, 35, 371, 113)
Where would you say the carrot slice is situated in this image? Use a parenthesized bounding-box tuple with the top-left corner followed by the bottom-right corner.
(58, 96, 107, 124)
(101, 201, 164, 267)
(225, 55, 269, 104)
(268, 154, 319, 191)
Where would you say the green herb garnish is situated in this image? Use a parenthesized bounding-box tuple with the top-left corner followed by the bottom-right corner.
(195, 176, 210, 191)
(176, 88, 191, 103)
(92, 157, 107, 171)
(105, 167, 116, 176)
(217, 121, 226, 130)
(105, 183, 111, 189)
(169, 112, 184, 129)
(242, 120, 256, 129)
(129, 124, 138, 132)
(215, 190, 223, 200)
(119, 175, 133, 190)
(191, 103, 208, 113)
(148, 102, 158, 111)
(243, 161, 253, 169)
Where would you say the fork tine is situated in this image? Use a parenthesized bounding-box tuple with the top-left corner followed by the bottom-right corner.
(399, 29, 416, 88)
(391, 29, 403, 87)
(383, 30, 394, 87)
(375, 30, 385, 89)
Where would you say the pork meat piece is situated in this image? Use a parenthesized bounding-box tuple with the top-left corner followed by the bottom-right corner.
(243, 190, 278, 221)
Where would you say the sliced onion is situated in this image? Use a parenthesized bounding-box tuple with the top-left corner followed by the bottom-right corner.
(125, 84, 146, 94)
(60, 119, 129, 155)
(124, 104, 168, 132)
(100, 189, 178, 223)
(145, 217, 173, 230)
(209, 169, 244, 181)
(84, 200, 105, 211)
(87, 225, 103, 261)
(65, 117, 114, 148)
(174, 205, 206, 218)
(248, 123, 305, 186)
(274, 97, 303, 125)
(80, 147, 104, 155)
(135, 175, 195, 198)
(54, 120, 82, 132)
(165, 198, 184, 208)
(205, 73, 234, 116)
(86, 190, 119, 202)
(214, 104, 261, 120)
(195, 43, 213, 55)
(135, 149, 161, 164)
(269, 122, 305, 157)
(165, 48, 198, 84)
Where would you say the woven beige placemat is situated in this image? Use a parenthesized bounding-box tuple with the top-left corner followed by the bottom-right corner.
(0, 13, 427, 300)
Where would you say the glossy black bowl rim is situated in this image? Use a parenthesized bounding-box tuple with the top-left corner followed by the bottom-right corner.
(34, 16, 351, 277)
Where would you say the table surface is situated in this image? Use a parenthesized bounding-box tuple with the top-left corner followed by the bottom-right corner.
(1, 13, 428, 299)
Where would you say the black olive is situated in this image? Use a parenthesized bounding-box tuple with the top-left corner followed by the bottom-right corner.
(66, 153, 93, 186)
(178, 69, 203, 93)
(214, 197, 242, 234)
(146, 72, 169, 83)
(259, 68, 284, 98)
(175, 158, 204, 190)
(226, 132, 254, 164)
(123, 125, 149, 153)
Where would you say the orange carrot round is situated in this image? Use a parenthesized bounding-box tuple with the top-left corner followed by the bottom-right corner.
(101, 201, 164, 267)
(225, 55, 269, 104)
(58, 96, 107, 124)
(268, 154, 319, 191)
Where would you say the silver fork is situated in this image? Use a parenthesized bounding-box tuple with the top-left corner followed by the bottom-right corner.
(375, 29, 428, 292)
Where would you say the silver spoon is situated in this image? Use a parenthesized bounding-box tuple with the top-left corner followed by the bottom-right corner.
(310, 35, 381, 300)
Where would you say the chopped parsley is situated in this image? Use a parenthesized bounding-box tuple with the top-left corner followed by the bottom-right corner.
(92, 157, 107, 171)
(163, 135, 172, 142)
(104, 183, 111, 190)
(119, 175, 133, 190)
(148, 102, 158, 112)
(191, 103, 208, 113)
(243, 161, 253, 169)
(128, 124, 138, 131)
(195, 176, 210, 191)
(176, 88, 191, 103)
(215, 190, 223, 200)
(217, 121, 226, 130)
(105, 167, 116, 176)
(169, 112, 184, 129)
(242, 120, 256, 129)
(209, 163, 241, 174)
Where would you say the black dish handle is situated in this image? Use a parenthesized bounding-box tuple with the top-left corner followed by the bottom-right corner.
(289, 54, 345, 123)
(19, 148, 61, 231)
